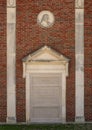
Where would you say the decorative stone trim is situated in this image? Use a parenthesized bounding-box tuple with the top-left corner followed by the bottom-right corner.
(75, 0, 84, 9)
(7, 0, 16, 7)
(7, 0, 16, 123)
(23, 46, 69, 123)
(75, 0, 85, 122)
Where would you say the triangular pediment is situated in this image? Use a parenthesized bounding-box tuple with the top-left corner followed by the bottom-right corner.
(23, 46, 69, 62)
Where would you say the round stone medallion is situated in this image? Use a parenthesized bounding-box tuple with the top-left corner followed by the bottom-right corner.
(37, 11, 55, 28)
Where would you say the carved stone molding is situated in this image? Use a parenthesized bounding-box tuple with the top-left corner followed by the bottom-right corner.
(7, 0, 16, 7)
(75, 0, 84, 9)
(22, 46, 69, 123)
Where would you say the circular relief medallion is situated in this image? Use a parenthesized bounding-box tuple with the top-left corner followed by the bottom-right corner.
(37, 11, 55, 28)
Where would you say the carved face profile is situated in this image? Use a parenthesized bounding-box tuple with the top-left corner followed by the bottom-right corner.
(40, 14, 51, 26)
(37, 11, 55, 28)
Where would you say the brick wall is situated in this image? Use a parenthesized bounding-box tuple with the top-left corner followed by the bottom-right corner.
(2, 0, 92, 123)
(0, 0, 7, 122)
(16, 0, 75, 122)
(85, 0, 92, 121)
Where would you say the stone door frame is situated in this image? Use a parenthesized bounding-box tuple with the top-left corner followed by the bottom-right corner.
(22, 46, 69, 123)
(25, 63, 68, 123)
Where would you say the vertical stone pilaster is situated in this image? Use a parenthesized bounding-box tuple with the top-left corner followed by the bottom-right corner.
(75, 0, 85, 122)
(7, 0, 16, 123)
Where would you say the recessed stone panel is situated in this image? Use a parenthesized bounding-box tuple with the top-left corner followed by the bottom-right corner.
(75, 25, 84, 54)
(7, 23, 16, 53)
(75, 9, 84, 24)
(7, 8, 16, 23)
(76, 54, 84, 69)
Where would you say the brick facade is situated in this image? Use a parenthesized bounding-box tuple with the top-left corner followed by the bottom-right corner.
(0, 0, 92, 123)
(0, 0, 7, 122)
(16, 0, 75, 122)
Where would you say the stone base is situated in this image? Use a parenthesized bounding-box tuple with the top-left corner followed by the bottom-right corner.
(6, 116, 16, 124)
(75, 116, 85, 123)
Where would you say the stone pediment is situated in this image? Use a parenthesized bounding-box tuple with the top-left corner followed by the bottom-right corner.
(22, 46, 69, 63)
(23, 46, 70, 78)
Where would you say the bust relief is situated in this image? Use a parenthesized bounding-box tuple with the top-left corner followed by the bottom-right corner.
(37, 11, 55, 28)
